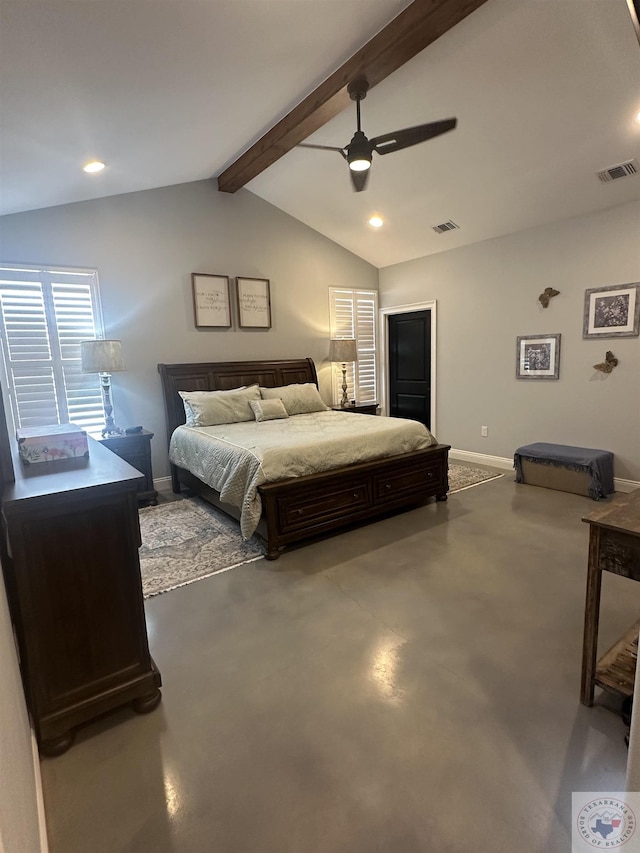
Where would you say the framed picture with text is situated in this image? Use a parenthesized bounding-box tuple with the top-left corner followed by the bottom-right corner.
(516, 333, 561, 380)
(583, 282, 640, 339)
(191, 274, 232, 328)
(236, 277, 271, 329)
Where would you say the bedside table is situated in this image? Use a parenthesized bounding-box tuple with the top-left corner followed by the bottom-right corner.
(98, 429, 158, 505)
(331, 403, 379, 415)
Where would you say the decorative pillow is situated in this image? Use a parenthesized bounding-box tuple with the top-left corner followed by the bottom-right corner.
(179, 385, 260, 426)
(249, 398, 289, 423)
(260, 383, 329, 416)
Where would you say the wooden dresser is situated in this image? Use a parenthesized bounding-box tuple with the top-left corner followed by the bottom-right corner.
(0, 436, 161, 755)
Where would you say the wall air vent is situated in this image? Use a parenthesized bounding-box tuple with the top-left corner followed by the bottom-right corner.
(597, 160, 637, 183)
(432, 220, 459, 234)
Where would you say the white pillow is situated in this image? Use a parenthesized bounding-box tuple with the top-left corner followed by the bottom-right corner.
(249, 398, 289, 422)
(179, 385, 260, 426)
(260, 383, 329, 415)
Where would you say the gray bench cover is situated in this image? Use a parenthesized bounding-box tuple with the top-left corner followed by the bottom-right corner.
(513, 442, 614, 500)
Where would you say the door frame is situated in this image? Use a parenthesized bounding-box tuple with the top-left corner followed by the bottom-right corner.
(379, 300, 437, 432)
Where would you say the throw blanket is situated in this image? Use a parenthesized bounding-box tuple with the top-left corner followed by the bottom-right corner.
(513, 442, 614, 500)
(170, 411, 437, 537)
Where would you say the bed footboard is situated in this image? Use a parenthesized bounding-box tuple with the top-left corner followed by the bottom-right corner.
(258, 444, 449, 558)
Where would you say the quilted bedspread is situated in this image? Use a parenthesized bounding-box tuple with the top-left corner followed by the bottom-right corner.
(169, 410, 437, 538)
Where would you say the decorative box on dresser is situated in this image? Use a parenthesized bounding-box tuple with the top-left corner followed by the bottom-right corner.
(98, 428, 158, 505)
(0, 436, 161, 756)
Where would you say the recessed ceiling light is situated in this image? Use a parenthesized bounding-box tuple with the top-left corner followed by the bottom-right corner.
(636, 110, 640, 124)
(83, 160, 105, 174)
(368, 215, 384, 228)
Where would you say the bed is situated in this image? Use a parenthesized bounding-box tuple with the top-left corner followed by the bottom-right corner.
(158, 358, 450, 559)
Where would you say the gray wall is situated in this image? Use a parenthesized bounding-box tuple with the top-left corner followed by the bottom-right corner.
(0, 180, 378, 479)
(379, 201, 640, 481)
(0, 567, 43, 853)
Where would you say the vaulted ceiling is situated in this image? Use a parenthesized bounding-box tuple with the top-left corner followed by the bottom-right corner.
(1, 0, 639, 268)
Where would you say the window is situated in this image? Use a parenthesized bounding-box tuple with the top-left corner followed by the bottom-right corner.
(329, 287, 378, 404)
(0, 265, 105, 433)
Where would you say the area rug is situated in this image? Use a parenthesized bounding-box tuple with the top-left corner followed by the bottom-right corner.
(138, 464, 503, 597)
(138, 498, 264, 598)
(448, 463, 504, 493)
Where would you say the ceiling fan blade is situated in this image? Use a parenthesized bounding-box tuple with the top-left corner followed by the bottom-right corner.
(371, 118, 457, 155)
(350, 169, 369, 192)
(298, 143, 347, 160)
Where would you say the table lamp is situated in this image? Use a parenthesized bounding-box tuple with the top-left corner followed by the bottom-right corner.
(80, 339, 126, 436)
(329, 338, 357, 408)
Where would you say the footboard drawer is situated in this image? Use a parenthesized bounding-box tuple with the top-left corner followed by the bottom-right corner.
(278, 481, 371, 532)
(374, 457, 444, 504)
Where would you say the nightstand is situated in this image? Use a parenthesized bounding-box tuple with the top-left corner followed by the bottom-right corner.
(331, 403, 379, 415)
(98, 429, 158, 505)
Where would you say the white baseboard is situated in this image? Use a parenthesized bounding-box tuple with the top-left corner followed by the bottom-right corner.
(614, 478, 640, 494)
(449, 449, 514, 471)
(449, 448, 640, 493)
(31, 727, 49, 853)
(153, 475, 173, 492)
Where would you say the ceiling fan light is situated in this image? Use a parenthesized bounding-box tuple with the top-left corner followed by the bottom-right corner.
(349, 156, 371, 172)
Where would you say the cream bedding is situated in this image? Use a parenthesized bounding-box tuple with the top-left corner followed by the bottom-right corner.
(169, 410, 437, 538)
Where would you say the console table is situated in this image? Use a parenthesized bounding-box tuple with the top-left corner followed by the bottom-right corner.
(0, 437, 161, 755)
(580, 490, 640, 707)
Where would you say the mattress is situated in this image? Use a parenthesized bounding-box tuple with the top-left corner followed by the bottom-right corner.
(169, 410, 437, 537)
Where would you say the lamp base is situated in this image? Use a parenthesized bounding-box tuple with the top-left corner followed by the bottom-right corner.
(101, 424, 123, 438)
(340, 363, 349, 408)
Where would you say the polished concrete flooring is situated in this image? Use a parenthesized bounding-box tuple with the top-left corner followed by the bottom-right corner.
(40, 472, 639, 852)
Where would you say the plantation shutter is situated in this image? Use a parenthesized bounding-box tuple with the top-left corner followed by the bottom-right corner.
(0, 266, 105, 433)
(329, 287, 378, 404)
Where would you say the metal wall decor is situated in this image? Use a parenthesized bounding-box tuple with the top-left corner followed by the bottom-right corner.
(538, 287, 560, 308)
(593, 351, 618, 374)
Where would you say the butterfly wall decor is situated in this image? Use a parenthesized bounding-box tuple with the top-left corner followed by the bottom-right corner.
(538, 287, 560, 308)
(593, 351, 618, 373)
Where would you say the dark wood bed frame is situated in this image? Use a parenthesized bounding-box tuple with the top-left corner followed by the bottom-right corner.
(158, 358, 450, 559)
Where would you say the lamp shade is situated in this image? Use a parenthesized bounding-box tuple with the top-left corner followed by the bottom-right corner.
(328, 338, 357, 364)
(80, 340, 126, 373)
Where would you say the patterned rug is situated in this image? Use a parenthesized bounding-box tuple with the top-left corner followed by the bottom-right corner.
(448, 463, 504, 493)
(138, 497, 264, 598)
(138, 464, 503, 597)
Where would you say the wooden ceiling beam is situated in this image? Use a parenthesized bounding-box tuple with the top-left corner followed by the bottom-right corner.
(217, 0, 490, 193)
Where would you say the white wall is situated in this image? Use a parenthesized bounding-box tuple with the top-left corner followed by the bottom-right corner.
(0, 180, 378, 479)
(379, 201, 640, 481)
(0, 566, 44, 853)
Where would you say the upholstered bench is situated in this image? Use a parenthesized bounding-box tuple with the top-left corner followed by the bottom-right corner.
(513, 442, 614, 500)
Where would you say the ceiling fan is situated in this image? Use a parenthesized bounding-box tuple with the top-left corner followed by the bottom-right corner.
(298, 78, 457, 192)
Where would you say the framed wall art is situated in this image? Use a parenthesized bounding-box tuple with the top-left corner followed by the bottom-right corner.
(191, 273, 232, 328)
(583, 282, 640, 339)
(236, 277, 271, 329)
(516, 334, 561, 380)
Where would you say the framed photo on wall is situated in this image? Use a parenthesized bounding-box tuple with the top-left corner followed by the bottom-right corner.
(236, 277, 271, 329)
(583, 282, 640, 339)
(516, 334, 561, 380)
(191, 273, 232, 328)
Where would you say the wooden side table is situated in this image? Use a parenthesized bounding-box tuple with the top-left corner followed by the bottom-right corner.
(580, 490, 640, 706)
(98, 429, 158, 505)
(331, 403, 379, 415)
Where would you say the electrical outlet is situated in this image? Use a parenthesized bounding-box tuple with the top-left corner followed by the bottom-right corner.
(481, 426, 488, 437)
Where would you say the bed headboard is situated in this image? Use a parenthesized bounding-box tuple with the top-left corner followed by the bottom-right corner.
(157, 357, 319, 444)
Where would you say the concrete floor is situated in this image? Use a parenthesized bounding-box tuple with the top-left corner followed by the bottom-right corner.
(40, 473, 639, 853)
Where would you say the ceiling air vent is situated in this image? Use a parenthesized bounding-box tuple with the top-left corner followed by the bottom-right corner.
(597, 160, 637, 183)
(432, 220, 459, 234)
